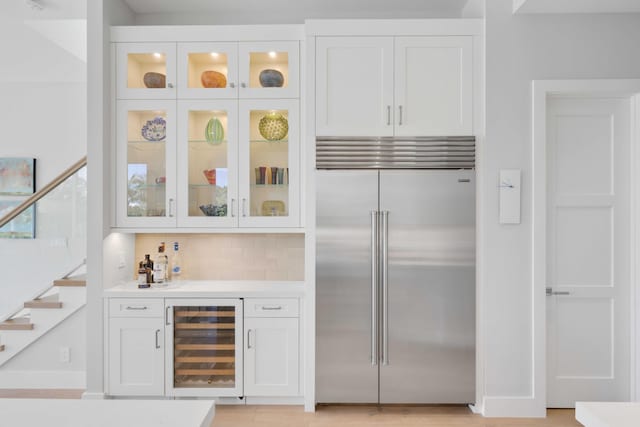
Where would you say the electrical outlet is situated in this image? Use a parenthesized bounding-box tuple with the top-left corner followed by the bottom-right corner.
(59, 347, 70, 363)
(118, 253, 126, 269)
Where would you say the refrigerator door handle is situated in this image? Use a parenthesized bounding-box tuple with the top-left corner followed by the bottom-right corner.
(370, 210, 379, 366)
(381, 210, 389, 366)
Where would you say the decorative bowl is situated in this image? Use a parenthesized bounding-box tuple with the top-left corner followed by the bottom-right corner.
(143, 72, 166, 88)
(201, 70, 227, 88)
(205, 118, 225, 144)
(203, 169, 216, 185)
(259, 69, 284, 88)
(199, 204, 227, 217)
(258, 113, 288, 141)
(141, 117, 166, 141)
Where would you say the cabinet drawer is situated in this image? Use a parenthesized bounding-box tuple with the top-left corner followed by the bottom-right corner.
(109, 299, 164, 318)
(244, 298, 298, 318)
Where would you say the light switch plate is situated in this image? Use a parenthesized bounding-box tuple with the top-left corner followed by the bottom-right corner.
(499, 169, 521, 224)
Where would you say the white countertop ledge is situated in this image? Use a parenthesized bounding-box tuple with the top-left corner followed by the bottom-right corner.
(104, 280, 306, 298)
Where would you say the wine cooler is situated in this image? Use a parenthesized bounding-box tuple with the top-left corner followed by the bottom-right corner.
(165, 298, 243, 397)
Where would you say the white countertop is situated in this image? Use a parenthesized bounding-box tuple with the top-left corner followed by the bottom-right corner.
(0, 399, 215, 427)
(576, 402, 640, 427)
(104, 280, 305, 298)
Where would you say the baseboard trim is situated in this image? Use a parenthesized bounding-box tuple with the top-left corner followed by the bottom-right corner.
(0, 370, 85, 389)
(482, 396, 546, 418)
(82, 391, 106, 400)
(244, 396, 304, 405)
(469, 402, 483, 414)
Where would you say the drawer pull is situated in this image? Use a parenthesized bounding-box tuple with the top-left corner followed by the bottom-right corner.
(126, 306, 148, 310)
(261, 306, 283, 311)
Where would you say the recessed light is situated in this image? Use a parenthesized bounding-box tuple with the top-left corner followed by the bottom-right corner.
(153, 53, 163, 59)
(268, 51, 277, 58)
(210, 52, 219, 58)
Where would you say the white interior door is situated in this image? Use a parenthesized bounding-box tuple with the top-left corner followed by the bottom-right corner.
(546, 96, 631, 408)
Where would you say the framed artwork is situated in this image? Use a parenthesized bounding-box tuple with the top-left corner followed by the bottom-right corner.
(0, 158, 36, 238)
(0, 198, 35, 239)
(0, 158, 36, 195)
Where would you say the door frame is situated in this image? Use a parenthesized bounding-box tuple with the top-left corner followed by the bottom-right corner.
(532, 79, 640, 415)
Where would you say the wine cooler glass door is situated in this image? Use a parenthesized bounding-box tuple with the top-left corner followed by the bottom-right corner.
(166, 298, 243, 397)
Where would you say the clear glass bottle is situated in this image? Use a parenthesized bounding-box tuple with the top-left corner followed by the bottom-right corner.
(171, 242, 182, 281)
(153, 243, 168, 284)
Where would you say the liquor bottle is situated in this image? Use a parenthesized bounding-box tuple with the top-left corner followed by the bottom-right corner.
(153, 243, 168, 284)
(137, 258, 149, 289)
(171, 242, 182, 281)
(142, 254, 153, 285)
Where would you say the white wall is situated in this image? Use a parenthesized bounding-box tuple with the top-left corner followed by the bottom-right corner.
(0, 307, 86, 389)
(481, 0, 640, 413)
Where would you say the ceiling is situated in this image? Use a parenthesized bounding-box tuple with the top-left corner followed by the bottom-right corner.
(124, 0, 472, 23)
(514, 0, 640, 14)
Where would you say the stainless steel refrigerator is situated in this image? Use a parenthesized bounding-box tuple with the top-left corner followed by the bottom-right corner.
(316, 137, 476, 404)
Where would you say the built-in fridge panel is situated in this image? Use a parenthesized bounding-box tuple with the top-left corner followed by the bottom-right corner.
(316, 170, 379, 403)
(378, 170, 475, 403)
(165, 298, 243, 397)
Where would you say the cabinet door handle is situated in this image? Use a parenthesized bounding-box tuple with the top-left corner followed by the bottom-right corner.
(387, 105, 391, 126)
(261, 306, 282, 311)
(125, 306, 148, 311)
(155, 329, 161, 349)
(229, 82, 236, 88)
(242, 198, 247, 217)
(231, 198, 236, 217)
(169, 198, 175, 217)
(247, 329, 253, 349)
(165, 306, 171, 325)
(241, 82, 247, 88)
(167, 83, 174, 89)
(398, 106, 403, 126)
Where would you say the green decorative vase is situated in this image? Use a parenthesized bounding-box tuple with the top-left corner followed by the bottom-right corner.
(258, 113, 288, 141)
(205, 117, 225, 144)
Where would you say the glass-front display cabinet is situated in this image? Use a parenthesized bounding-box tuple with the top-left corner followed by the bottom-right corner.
(177, 42, 239, 99)
(116, 43, 177, 99)
(238, 41, 299, 99)
(239, 99, 299, 227)
(177, 100, 238, 227)
(116, 100, 177, 227)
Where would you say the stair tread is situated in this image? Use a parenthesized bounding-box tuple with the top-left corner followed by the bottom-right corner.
(0, 317, 34, 330)
(54, 274, 86, 287)
(25, 294, 62, 309)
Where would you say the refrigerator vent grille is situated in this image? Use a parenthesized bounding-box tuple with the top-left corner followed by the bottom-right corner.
(316, 136, 475, 169)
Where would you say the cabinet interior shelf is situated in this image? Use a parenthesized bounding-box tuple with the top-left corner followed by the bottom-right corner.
(175, 310, 235, 317)
(188, 184, 225, 188)
(189, 140, 229, 144)
(250, 139, 288, 143)
(175, 369, 235, 376)
(128, 140, 167, 144)
(175, 356, 235, 363)
(251, 184, 288, 187)
(175, 344, 236, 350)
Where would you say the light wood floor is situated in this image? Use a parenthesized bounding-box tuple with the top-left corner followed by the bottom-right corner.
(211, 405, 582, 427)
(0, 391, 581, 426)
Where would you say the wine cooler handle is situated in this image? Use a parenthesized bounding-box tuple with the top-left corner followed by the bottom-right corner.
(370, 210, 378, 367)
(155, 329, 161, 349)
(247, 329, 253, 349)
(381, 211, 389, 366)
(165, 306, 171, 326)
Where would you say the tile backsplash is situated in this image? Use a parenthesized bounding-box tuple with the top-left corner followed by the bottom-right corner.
(135, 234, 305, 281)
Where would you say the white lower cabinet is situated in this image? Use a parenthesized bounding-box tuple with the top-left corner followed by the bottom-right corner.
(108, 316, 164, 396)
(245, 317, 299, 396)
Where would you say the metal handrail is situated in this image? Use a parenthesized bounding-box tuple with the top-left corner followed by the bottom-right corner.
(0, 156, 87, 229)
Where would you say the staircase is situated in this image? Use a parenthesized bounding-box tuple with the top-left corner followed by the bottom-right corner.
(0, 274, 86, 366)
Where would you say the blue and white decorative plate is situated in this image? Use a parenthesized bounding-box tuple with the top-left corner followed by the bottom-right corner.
(141, 116, 166, 141)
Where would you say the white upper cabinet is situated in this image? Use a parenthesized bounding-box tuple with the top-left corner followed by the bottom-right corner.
(394, 36, 472, 136)
(117, 43, 177, 100)
(177, 42, 239, 99)
(316, 36, 473, 136)
(316, 37, 394, 137)
(238, 41, 300, 99)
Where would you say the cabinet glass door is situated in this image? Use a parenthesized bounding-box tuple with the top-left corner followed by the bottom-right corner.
(177, 42, 238, 99)
(165, 298, 243, 397)
(116, 43, 177, 99)
(238, 41, 299, 98)
(116, 100, 177, 227)
(239, 99, 299, 227)
(177, 100, 238, 227)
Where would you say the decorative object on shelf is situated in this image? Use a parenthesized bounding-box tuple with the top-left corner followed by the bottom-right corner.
(261, 200, 285, 216)
(154, 176, 166, 184)
(199, 203, 227, 217)
(258, 112, 288, 141)
(201, 70, 227, 88)
(141, 117, 166, 141)
(203, 169, 216, 185)
(143, 72, 166, 88)
(259, 69, 284, 87)
(205, 118, 225, 144)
